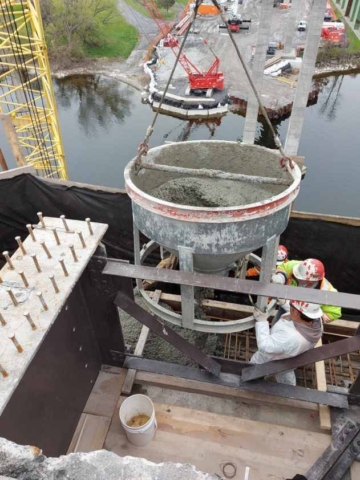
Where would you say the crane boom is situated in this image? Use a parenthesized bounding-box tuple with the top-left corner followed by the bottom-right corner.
(143, 0, 224, 91)
(0, 0, 68, 179)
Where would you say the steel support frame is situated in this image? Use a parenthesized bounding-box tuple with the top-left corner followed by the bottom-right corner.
(137, 241, 257, 333)
(103, 260, 360, 310)
(178, 247, 195, 329)
(305, 419, 360, 480)
(114, 291, 221, 377)
(256, 234, 279, 311)
(105, 258, 360, 406)
(241, 334, 360, 382)
(348, 325, 360, 396)
(123, 356, 348, 408)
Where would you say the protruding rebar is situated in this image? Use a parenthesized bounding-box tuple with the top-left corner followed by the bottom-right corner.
(77, 231, 86, 248)
(31, 253, 41, 273)
(0, 313, 6, 326)
(36, 291, 48, 311)
(15, 236, 26, 255)
(49, 274, 59, 293)
(40, 241, 52, 259)
(60, 215, 70, 232)
(69, 244, 78, 262)
(24, 311, 36, 330)
(37, 212, 45, 228)
(52, 228, 60, 245)
(18, 270, 29, 288)
(3, 251, 14, 270)
(86, 218, 93, 235)
(6, 288, 18, 306)
(0, 364, 8, 377)
(59, 258, 69, 277)
(9, 333, 23, 353)
(26, 224, 36, 241)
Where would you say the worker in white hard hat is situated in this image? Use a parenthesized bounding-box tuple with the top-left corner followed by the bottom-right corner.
(247, 245, 289, 278)
(251, 300, 323, 386)
(271, 258, 341, 324)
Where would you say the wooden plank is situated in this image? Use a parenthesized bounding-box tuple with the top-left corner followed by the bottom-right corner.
(148, 291, 254, 320)
(101, 364, 125, 375)
(122, 326, 150, 395)
(291, 210, 360, 228)
(315, 339, 331, 431)
(0, 165, 35, 180)
(83, 370, 126, 418)
(121, 290, 161, 395)
(134, 370, 319, 411)
(351, 461, 360, 479)
(104, 401, 331, 480)
(325, 320, 359, 336)
(0, 114, 26, 167)
(67, 413, 111, 453)
(0, 148, 8, 171)
(149, 292, 359, 332)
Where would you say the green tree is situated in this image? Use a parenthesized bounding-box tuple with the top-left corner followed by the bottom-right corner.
(42, 0, 120, 57)
(156, 0, 175, 13)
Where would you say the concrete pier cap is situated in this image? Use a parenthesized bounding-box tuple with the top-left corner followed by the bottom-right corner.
(124, 141, 301, 332)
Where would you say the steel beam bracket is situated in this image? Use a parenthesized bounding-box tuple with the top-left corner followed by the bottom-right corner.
(291, 419, 360, 480)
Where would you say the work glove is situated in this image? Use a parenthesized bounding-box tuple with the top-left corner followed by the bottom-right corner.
(253, 307, 268, 322)
(271, 273, 285, 285)
(277, 298, 287, 306)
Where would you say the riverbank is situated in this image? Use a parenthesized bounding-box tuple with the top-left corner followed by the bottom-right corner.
(51, 58, 144, 91)
(50, 52, 360, 121)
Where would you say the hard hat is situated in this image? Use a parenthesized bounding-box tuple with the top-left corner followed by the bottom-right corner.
(277, 245, 288, 265)
(290, 300, 323, 319)
(293, 259, 325, 282)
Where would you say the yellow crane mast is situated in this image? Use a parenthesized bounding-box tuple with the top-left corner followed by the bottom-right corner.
(0, 0, 68, 179)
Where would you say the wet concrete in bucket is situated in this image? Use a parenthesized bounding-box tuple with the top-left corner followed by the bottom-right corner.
(150, 177, 284, 207)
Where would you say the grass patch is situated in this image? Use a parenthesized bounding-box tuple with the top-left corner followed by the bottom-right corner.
(124, 0, 178, 21)
(331, 0, 360, 53)
(176, 0, 189, 5)
(85, 15, 138, 58)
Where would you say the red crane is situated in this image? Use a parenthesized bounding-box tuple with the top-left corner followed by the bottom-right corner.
(143, 0, 224, 93)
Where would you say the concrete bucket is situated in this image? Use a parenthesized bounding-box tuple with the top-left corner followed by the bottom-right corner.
(125, 140, 302, 333)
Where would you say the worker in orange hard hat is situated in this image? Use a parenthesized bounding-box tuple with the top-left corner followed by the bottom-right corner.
(271, 258, 341, 324)
(251, 300, 323, 386)
(247, 245, 289, 278)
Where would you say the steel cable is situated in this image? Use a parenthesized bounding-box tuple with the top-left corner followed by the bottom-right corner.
(135, 0, 202, 172)
(136, 0, 294, 174)
(1, 0, 52, 176)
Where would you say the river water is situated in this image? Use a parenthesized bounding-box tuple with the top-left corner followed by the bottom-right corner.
(3, 73, 360, 217)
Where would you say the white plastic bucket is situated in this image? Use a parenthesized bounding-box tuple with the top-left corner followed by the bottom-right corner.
(119, 394, 157, 447)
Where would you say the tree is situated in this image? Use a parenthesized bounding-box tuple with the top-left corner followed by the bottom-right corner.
(41, 0, 120, 57)
(55, 76, 134, 135)
(156, 0, 175, 13)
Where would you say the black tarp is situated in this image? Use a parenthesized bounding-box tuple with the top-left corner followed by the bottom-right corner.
(0, 173, 359, 298)
(0, 174, 134, 262)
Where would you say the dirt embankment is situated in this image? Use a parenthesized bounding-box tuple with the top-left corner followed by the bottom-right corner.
(50, 57, 146, 91)
(315, 51, 360, 77)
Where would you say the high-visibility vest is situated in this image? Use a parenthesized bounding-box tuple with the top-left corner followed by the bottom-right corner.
(276, 260, 341, 322)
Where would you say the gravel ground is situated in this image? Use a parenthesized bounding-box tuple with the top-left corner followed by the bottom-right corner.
(120, 293, 223, 366)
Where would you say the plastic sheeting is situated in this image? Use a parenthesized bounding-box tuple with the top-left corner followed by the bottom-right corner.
(0, 174, 135, 264)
